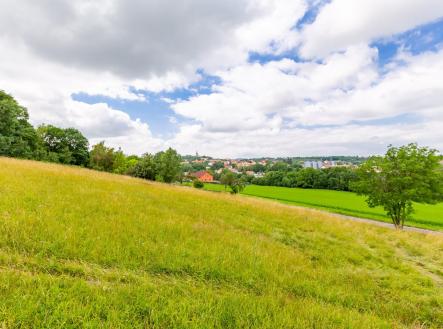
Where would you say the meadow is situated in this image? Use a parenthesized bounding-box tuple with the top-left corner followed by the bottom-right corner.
(0, 157, 443, 328)
(197, 183, 443, 231)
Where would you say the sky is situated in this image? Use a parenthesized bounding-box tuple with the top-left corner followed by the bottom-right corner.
(0, 0, 442, 158)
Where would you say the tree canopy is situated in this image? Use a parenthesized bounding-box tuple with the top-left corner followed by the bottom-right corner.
(131, 148, 181, 183)
(220, 171, 246, 194)
(37, 125, 89, 166)
(133, 153, 157, 180)
(353, 144, 443, 228)
(154, 148, 181, 183)
(0, 90, 39, 158)
(89, 141, 116, 172)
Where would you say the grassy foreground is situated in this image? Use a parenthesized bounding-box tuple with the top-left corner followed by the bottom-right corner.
(0, 158, 443, 328)
(197, 183, 443, 231)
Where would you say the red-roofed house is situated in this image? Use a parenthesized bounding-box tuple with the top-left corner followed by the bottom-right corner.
(191, 171, 214, 182)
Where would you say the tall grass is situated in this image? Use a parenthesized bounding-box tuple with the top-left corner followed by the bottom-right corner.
(0, 157, 442, 328)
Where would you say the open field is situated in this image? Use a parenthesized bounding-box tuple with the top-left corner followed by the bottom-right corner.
(196, 183, 443, 231)
(1, 157, 443, 328)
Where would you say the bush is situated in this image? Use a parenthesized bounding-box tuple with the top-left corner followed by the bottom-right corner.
(193, 180, 204, 189)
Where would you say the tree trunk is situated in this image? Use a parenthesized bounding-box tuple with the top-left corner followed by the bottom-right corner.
(390, 203, 404, 229)
(391, 215, 400, 228)
(399, 202, 406, 229)
(390, 203, 406, 229)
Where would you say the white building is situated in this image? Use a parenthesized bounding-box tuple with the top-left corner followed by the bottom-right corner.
(303, 161, 323, 169)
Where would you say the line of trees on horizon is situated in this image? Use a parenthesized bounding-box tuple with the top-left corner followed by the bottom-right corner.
(0, 90, 89, 165)
(0, 90, 183, 183)
(249, 166, 358, 191)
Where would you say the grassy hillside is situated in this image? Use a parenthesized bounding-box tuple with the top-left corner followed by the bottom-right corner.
(198, 183, 443, 231)
(0, 157, 442, 328)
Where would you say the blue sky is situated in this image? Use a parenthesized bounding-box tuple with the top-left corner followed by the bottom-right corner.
(373, 17, 443, 67)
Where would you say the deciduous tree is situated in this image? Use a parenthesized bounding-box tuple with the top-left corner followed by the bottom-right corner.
(132, 153, 156, 180)
(220, 171, 246, 194)
(37, 125, 89, 166)
(0, 90, 39, 158)
(89, 141, 115, 172)
(353, 144, 443, 228)
(154, 148, 181, 183)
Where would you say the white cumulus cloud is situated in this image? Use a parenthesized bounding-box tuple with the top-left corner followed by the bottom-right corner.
(300, 0, 443, 58)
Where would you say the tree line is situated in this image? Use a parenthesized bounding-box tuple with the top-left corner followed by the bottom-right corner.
(249, 167, 357, 191)
(0, 90, 182, 183)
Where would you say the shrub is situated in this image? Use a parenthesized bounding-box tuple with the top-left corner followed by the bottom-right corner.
(193, 180, 204, 189)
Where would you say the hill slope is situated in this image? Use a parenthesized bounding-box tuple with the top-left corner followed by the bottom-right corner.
(0, 157, 442, 328)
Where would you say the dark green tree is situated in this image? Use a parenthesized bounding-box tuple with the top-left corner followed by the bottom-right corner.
(263, 171, 286, 186)
(229, 177, 246, 194)
(220, 171, 235, 190)
(251, 163, 266, 173)
(295, 168, 319, 188)
(0, 90, 39, 158)
(63, 128, 89, 166)
(191, 162, 206, 171)
(37, 125, 70, 163)
(324, 167, 357, 191)
(89, 141, 115, 172)
(353, 144, 443, 228)
(132, 153, 157, 180)
(282, 171, 298, 187)
(220, 171, 246, 194)
(37, 125, 89, 166)
(154, 148, 181, 183)
(211, 161, 225, 170)
(270, 161, 290, 172)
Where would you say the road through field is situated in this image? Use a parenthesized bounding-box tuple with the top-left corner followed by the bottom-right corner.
(192, 183, 443, 233)
(279, 202, 443, 235)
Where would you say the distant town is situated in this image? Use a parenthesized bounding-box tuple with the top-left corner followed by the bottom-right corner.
(182, 154, 366, 183)
(182, 153, 442, 194)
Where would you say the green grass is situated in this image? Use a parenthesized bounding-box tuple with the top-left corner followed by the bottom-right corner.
(196, 183, 443, 231)
(1, 157, 443, 328)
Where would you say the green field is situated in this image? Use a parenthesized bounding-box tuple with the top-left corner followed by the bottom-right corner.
(1, 158, 443, 328)
(195, 183, 443, 231)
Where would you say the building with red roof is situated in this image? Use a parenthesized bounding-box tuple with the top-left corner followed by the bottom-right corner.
(191, 171, 214, 182)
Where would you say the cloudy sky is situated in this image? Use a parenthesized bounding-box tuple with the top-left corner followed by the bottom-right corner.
(1, 0, 442, 157)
